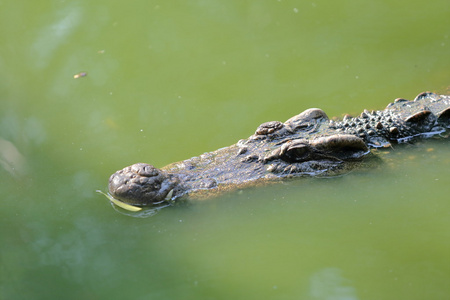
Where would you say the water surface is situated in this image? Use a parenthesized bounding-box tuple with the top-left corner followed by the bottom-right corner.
(1, 1, 449, 299)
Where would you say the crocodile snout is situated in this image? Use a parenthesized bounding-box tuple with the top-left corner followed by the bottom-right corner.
(108, 163, 177, 206)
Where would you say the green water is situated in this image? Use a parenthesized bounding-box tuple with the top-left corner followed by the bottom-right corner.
(1, 1, 449, 299)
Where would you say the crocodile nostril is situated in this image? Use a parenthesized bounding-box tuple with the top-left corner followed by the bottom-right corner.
(130, 163, 160, 177)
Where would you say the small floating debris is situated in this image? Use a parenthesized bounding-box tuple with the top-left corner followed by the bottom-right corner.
(73, 72, 87, 79)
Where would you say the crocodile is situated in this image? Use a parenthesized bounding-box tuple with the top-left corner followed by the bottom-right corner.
(108, 92, 450, 207)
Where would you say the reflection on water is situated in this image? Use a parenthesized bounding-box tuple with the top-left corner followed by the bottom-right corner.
(309, 268, 358, 300)
(31, 4, 82, 70)
(0, 138, 27, 177)
(0, 112, 47, 178)
(0, 112, 47, 147)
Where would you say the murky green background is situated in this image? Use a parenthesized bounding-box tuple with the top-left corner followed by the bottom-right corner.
(1, 1, 449, 299)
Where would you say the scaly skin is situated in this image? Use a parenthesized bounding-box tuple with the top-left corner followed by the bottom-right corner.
(108, 92, 450, 206)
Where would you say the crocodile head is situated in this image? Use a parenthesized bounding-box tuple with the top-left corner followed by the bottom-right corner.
(108, 110, 371, 207)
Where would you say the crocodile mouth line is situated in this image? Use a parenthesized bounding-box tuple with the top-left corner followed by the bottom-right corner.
(96, 190, 143, 211)
(97, 188, 175, 211)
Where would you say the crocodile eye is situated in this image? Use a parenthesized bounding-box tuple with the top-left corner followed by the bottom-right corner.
(264, 140, 312, 163)
(311, 134, 369, 160)
(271, 140, 313, 162)
(405, 110, 431, 123)
(436, 107, 450, 127)
(284, 144, 310, 162)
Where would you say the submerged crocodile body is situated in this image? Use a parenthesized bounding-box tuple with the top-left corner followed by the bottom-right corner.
(108, 92, 450, 207)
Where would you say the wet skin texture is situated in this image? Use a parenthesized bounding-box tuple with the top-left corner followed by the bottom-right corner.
(108, 92, 450, 206)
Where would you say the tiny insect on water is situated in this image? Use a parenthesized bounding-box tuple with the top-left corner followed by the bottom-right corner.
(73, 72, 87, 79)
